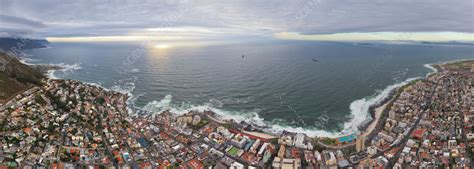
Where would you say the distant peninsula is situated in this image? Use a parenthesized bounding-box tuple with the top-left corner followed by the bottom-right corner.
(0, 37, 49, 53)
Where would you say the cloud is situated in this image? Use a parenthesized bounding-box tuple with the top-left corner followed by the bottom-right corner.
(0, 14, 45, 28)
(0, 0, 472, 41)
(0, 14, 46, 37)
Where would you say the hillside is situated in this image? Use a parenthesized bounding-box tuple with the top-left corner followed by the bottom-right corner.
(0, 38, 49, 52)
(0, 52, 44, 101)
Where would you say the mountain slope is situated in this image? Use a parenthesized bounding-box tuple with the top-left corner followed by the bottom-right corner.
(0, 38, 49, 52)
(0, 52, 44, 101)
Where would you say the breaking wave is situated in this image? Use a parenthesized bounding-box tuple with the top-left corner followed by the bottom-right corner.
(423, 64, 438, 77)
(133, 74, 426, 138)
(423, 59, 472, 78)
(137, 94, 343, 137)
(110, 82, 137, 115)
(19, 57, 40, 65)
(343, 77, 420, 133)
(40, 62, 440, 138)
(129, 60, 449, 138)
(81, 81, 138, 115)
(37, 59, 456, 138)
(15, 56, 81, 79)
(46, 63, 82, 79)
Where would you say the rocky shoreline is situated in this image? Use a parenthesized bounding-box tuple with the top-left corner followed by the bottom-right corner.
(357, 87, 398, 131)
(31, 64, 64, 75)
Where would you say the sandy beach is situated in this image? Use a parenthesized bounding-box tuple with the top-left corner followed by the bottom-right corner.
(242, 130, 277, 140)
(362, 99, 391, 137)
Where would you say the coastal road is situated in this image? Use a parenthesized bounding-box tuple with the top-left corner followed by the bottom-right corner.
(385, 78, 440, 167)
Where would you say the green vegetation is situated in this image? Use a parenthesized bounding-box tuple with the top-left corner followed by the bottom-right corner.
(269, 138, 279, 145)
(320, 137, 337, 145)
(443, 60, 474, 71)
(35, 94, 46, 105)
(96, 96, 105, 104)
(47, 91, 70, 111)
(192, 119, 209, 129)
(228, 147, 239, 156)
(0, 52, 44, 101)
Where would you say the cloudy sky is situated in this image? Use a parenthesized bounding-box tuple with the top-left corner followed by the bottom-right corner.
(1, 0, 473, 42)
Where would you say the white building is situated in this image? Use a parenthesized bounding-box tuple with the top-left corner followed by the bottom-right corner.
(293, 133, 307, 149)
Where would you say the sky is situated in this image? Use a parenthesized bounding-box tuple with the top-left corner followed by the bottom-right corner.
(0, 0, 473, 43)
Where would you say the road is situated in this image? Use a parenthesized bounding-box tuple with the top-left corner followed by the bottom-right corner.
(384, 79, 440, 167)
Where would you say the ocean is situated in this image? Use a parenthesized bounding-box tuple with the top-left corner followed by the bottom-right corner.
(21, 40, 474, 137)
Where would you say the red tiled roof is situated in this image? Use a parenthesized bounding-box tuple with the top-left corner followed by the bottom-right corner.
(187, 159, 204, 169)
(412, 129, 425, 139)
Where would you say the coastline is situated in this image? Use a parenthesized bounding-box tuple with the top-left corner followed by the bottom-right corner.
(20, 48, 471, 139)
(184, 59, 472, 139)
(357, 61, 443, 137)
(31, 64, 433, 139)
(357, 87, 398, 132)
(348, 76, 420, 137)
(360, 59, 473, 139)
(361, 96, 392, 137)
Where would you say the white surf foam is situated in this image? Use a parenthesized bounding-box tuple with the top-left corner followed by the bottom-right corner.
(138, 78, 423, 138)
(18, 58, 61, 79)
(19, 57, 40, 65)
(137, 94, 341, 137)
(42, 61, 447, 138)
(110, 82, 137, 114)
(41, 57, 468, 138)
(423, 64, 438, 77)
(82, 81, 138, 115)
(423, 64, 437, 73)
(129, 69, 140, 73)
(142, 94, 173, 113)
(110, 82, 135, 96)
(135, 74, 432, 137)
(424, 58, 473, 77)
(46, 70, 59, 79)
(266, 123, 336, 137)
(209, 98, 224, 108)
(45, 63, 82, 79)
(57, 63, 82, 72)
(343, 77, 420, 133)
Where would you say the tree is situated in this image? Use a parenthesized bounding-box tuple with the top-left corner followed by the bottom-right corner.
(96, 97, 105, 105)
(35, 95, 46, 105)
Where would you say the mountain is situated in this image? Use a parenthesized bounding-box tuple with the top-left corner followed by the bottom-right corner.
(0, 37, 49, 52)
(419, 41, 474, 46)
(0, 52, 44, 102)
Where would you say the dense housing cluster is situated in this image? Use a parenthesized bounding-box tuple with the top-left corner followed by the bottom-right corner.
(0, 61, 473, 168)
(358, 61, 474, 168)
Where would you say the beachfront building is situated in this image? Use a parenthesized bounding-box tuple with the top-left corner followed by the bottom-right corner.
(293, 133, 307, 149)
(356, 134, 366, 152)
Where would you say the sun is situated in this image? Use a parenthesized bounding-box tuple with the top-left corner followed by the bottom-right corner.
(154, 44, 171, 49)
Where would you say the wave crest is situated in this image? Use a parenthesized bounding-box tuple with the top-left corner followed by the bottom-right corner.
(343, 77, 420, 133)
(46, 63, 82, 79)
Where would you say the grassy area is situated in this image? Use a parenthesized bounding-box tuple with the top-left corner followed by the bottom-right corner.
(442, 60, 474, 71)
(0, 73, 29, 100)
(320, 137, 338, 146)
(192, 119, 209, 129)
(227, 147, 239, 156)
